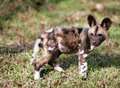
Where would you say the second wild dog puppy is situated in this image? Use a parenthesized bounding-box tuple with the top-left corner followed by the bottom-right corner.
(31, 15, 112, 80)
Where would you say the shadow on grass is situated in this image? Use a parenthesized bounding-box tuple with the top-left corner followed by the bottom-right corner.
(58, 52, 120, 71)
(87, 52, 120, 70)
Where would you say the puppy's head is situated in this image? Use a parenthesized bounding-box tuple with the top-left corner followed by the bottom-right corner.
(87, 15, 112, 47)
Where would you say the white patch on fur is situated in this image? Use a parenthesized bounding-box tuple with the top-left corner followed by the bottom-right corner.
(80, 62, 88, 73)
(79, 50, 84, 54)
(58, 43, 66, 52)
(58, 43, 63, 49)
(90, 45, 95, 50)
(83, 54, 88, 58)
(34, 70, 40, 80)
(48, 47, 54, 51)
(34, 67, 44, 80)
(54, 65, 64, 72)
(78, 55, 88, 78)
(79, 62, 88, 78)
(46, 28, 53, 33)
(31, 39, 41, 64)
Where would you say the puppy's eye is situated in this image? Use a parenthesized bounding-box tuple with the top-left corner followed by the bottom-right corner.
(98, 34, 102, 37)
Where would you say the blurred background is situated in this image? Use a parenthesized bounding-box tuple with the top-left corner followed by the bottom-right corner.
(0, 0, 120, 88)
(0, 0, 120, 47)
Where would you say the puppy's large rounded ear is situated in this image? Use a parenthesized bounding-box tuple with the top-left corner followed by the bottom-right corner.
(101, 17, 112, 30)
(87, 15, 96, 27)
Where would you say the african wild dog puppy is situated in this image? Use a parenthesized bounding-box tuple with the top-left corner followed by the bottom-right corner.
(31, 15, 112, 80)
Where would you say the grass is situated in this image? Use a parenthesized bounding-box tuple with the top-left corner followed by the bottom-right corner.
(0, 0, 120, 88)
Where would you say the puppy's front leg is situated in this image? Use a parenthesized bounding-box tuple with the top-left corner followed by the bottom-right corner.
(78, 52, 88, 80)
(32, 58, 50, 80)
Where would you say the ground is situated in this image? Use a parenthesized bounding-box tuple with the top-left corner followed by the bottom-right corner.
(0, 0, 120, 88)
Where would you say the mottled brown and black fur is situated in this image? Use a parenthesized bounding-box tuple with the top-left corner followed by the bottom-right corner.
(31, 15, 112, 80)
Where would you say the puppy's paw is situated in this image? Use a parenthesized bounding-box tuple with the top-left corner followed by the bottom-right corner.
(34, 70, 41, 80)
(79, 71, 87, 80)
(34, 67, 45, 80)
(54, 65, 64, 72)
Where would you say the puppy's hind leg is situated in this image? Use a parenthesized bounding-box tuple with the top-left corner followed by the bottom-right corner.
(31, 39, 42, 64)
(32, 58, 50, 80)
(34, 67, 44, 80)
